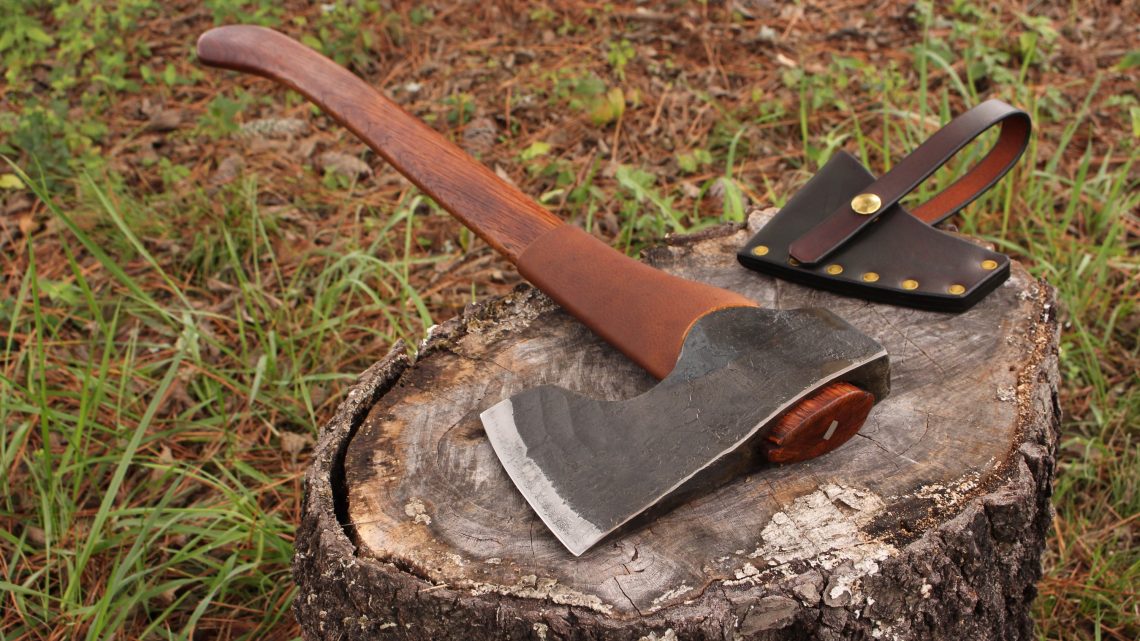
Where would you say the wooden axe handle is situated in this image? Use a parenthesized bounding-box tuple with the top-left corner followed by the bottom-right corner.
(197, 25, 757, 378)
(197, 27, 868, 462)
(197, 26, 559, 260)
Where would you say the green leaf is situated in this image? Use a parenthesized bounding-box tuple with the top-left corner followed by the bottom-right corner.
(573, 74, 607, 98)
(26, 26, 55, 46)
(163, 63, 178, 86)
(1117, 51, 1140, 71)
(0, 28, 15, 53)
(588, 87, 625, 126)
(36, 279, 83, 306)
(300, 35, 324, 51)
(519, 141, 552, 161)
(0, 173, 25, 190)
(1130, 107, 1140, 138)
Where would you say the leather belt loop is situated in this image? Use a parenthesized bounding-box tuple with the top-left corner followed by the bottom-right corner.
(788, 99, 1031, 265)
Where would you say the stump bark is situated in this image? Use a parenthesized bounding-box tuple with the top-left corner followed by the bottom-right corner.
(293, 210, 1060, 640)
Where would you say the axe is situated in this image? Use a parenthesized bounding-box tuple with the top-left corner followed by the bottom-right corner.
(197, 26, 890, 556)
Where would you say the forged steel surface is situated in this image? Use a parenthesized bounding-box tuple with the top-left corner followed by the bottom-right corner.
(481, 306, 890, 555)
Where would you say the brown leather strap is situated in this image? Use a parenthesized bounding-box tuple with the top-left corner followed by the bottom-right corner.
(788, 100, 1030, 265)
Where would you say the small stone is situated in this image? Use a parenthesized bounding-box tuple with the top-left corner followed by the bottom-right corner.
(756, 25, 779, 43)
(316, 151, 373, 180)
(25, 525, 46, 547)
(146, 108, 183, 132)
(461, 117, 498, 156)
(280, 431, 314, 456)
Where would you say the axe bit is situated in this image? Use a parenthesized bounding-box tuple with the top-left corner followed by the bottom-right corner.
(197, 26, 891, 556)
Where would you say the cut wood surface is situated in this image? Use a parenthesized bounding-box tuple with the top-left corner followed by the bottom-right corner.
(294, 210, 1060, 640)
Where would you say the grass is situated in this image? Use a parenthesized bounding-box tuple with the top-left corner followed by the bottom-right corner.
(2, 173, 436, 639)
(1, 1, 1137, 640)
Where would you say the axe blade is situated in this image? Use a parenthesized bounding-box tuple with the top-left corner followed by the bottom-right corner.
(481, 307, 890, 556)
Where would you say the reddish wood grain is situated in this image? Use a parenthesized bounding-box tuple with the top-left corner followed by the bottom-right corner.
(761, 381, 874, 463)
(197, 25, 561, 262)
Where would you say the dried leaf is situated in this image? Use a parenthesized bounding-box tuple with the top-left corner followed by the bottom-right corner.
(210, 154, 245, 186)
(239, 117, 310, 140)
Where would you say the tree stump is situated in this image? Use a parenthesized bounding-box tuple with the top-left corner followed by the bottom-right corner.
(293, 210, 1060, 640)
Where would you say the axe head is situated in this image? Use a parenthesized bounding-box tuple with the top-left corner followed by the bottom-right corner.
(481, 306, 890, 556)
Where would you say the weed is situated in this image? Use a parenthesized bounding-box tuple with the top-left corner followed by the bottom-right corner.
(606, 38, 636, 80)
(444, 92, 477, 126)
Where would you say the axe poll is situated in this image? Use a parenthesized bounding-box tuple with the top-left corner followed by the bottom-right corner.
(197, 26, 890, 555)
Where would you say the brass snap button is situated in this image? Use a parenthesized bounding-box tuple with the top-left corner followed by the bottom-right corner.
(851, 193, 882, 215)
(751, 245, 769, 256)
(825, 264, 844, 275)
(948, 284, 966, 295)
(901, 279, 919, 290)
(862, 271, 880, 282)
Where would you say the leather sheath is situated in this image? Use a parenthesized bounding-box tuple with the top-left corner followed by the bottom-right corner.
(738, 100, 1031, 312)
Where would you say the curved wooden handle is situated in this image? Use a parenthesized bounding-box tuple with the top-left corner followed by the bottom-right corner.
(197, 25, 561, 262)
(197, 25, 756, 377)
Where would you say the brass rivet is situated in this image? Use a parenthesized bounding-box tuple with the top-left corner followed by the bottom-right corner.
(826, 264, 844, 275)
(862, 271, 880, 282)
(788, 257, 801, 266)
(901, 279, 919, 290)
(851, 193, 882, 215)
(948, 284, 966, 295)
(752, 245, 770, 256)
(981, 259, 998, 270)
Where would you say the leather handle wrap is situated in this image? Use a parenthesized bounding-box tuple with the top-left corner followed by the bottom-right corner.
(197, 25, 561, 262)
(788, 100, 1030, 264)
